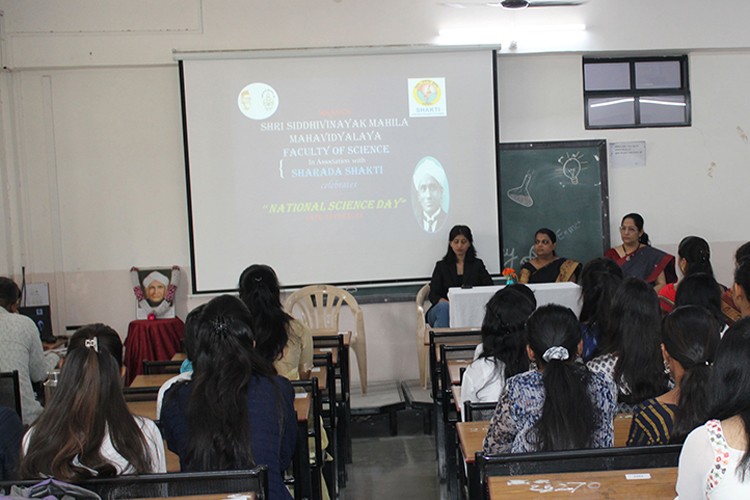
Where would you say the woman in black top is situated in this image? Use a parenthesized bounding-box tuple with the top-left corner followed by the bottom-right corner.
(426, 225, 493, 327)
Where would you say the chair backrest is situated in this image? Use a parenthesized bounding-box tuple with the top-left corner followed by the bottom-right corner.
(0, 371, 22, 418)
(142, 360, 182, 375)
(0, 468, 269, 500)
(285, 285, 362, 335)
(478, 444, 682, 479)
(463, 401, 496, 422)
(416, 283, 430, 339)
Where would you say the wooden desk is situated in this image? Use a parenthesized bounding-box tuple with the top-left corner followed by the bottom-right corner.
(451, 386, 462, 414)
(614, 413, 633, 448)
(309, 366, 328, 391)
(136, 494, 256, 500)
(130, 373, 173, 389)
(457, 420, 490, 499)
(488, 467, 677, 499)
(171, 352, 187, 362)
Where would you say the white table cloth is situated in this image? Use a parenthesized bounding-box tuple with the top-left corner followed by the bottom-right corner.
(448, 282, 582, 328)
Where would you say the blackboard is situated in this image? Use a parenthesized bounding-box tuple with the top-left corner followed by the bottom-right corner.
(497, 140, 610, 272)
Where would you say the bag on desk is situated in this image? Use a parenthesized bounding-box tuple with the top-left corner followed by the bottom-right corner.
(5, 477, 101, 499)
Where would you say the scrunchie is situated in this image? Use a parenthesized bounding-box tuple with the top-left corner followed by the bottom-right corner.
(542, 346, 569, 363)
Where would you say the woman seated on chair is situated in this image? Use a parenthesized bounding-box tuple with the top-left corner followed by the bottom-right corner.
(604, 213, 677, 292)
(658, 236, 720, 314)
(627, 306, 720, 447)
(578, 258, 623, 362)
(20, 324, 166, 482)
(460, 286, 535, 407)
(675, 316, 750, 498)
(519, 228, 581, 284)
(483, 304, 616, 454)
(239, 264, 313, 381)
(160, 295, 296, 500)
(427, 225, 493, 328)
(586, 278, 670, 412)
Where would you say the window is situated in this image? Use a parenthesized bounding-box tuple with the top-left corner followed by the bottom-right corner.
(583, 56, 690, 129)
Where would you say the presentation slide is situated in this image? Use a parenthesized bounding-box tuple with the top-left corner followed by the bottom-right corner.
(181, 48, 500, 293)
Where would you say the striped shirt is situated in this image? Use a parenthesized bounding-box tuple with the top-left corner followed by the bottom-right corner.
(626, 397, 677, 446)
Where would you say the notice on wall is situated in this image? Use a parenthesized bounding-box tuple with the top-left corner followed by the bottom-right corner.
(609, 141, 646, 168)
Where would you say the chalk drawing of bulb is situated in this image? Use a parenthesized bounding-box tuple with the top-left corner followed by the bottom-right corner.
(559, 152, 586, 185)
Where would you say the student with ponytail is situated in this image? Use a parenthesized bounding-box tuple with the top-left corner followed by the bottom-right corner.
(483, 304, 616, 454)
(627, 306, 720, 446)
(239, 264, 313, 380)
(20, 324, 165, 481)
(659, 236, 718, 313)
(460, 286, 535, 406)
(160, 295, 296, 500)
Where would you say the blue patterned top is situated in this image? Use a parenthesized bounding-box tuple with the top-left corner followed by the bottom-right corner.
(483, 368, 617, 454)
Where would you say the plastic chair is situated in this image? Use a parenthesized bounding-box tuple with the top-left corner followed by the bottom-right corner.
(415, 283, 431, 388)
(286, 285, 367, 394)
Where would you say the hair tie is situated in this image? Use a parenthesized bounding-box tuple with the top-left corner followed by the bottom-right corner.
(704, 360, 710, 366)
(542, 346, 569, 363)
(254, 276, 263, 282)
(84, 338, 98, 352)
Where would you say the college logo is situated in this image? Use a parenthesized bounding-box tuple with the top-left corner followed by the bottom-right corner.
(238, 82, 279, 120)
(413, 79, 441, 106)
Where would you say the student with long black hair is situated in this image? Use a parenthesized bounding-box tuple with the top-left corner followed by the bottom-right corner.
(674, 273, 724, 325)
(239, 264, 313, 380)
(21, 324, 165, 481)
(721, 242, 750, 326)
(658, 236, 717, 313)
(460, 286, 535, 406)
(578, 258, 623, 361)
(587, 277, 670, 411)
(160, 295, 296, 500)
(483, 304, 616, 453)
(627, 306, 720, 446)
(676, 317, 750, 498)
(731, 259, 750, 319)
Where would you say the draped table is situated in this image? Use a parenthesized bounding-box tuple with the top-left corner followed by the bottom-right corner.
(124, 317, 184, 385)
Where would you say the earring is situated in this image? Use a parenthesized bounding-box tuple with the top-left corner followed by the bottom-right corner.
(530, 360, 538, 371)
(663, 358, 671, 375)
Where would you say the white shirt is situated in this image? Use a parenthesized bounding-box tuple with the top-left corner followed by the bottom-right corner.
(676, 420, 750, 499)
(24, 416, 166, 474)
(459, 357, 505, 421)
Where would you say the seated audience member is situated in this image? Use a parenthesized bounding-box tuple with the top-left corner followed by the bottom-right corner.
(587, 278, 670, 411)
(460, 286, 535, 407)
(674, 273, 725, 327)
(239, 264, 313, 380)
(659, 236, 718, 313)
(578, 258, 623, 361)
(627, 306, 720, 446)
(427, 225, 493, 328)
(483, 305, 616, 454)
(604, 213, 677, 292)
(161, 295, 296, 500)
(676, 317, 750, 498)
(156, 305, 204, 418)
(0, 277, 60, 425)
(731, 259, 750, 319)
(518, 228, 581, 284)
(0, 406, 23, 480)
(721, 242, 750, 326)
(21, 324, 166, 481)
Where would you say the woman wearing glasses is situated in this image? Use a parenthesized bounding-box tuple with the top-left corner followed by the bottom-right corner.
(604, 213, 676, 292)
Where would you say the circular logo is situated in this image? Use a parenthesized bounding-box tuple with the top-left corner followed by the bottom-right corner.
(237, 82, 279, 120)
(413, 80, 441, 107)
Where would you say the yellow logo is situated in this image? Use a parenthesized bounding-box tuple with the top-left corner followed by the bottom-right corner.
(413, 80, 441, 106)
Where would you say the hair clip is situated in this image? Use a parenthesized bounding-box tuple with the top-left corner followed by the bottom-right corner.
(212, 317, 230, 335)
(84, 338, 99, 352)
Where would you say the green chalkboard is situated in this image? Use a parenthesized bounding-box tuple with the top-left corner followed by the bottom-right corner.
(498, 140, 610, 272)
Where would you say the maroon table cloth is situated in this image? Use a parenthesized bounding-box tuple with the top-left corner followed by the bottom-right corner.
(124, 317, 184, 385)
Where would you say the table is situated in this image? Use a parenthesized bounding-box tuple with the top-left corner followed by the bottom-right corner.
(488, 467, 678, 499)
(448, 282, 582, 328)
(447, 359, 471, 385)
(457, 420, 490, 498)
(124, 318, 185, 385)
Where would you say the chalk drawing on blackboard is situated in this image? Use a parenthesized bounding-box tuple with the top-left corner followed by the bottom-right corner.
(507, 170, 534, 207)
(559, 152, 587, 186)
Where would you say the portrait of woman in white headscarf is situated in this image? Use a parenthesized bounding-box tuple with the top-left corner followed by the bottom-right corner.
(130, 266, 181, 319)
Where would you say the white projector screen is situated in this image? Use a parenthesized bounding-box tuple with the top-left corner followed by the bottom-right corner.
(180, 47, 500, 293)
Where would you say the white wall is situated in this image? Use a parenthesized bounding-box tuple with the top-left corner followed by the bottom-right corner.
(1, 0, 749, 385)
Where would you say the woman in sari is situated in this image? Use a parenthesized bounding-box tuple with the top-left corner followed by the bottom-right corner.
(604, 213, 676, 292)
(519, 228, 581, 284)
